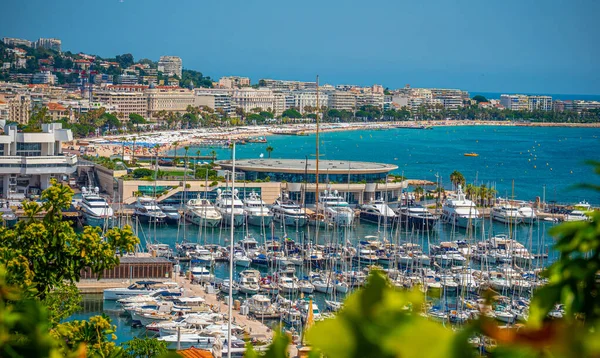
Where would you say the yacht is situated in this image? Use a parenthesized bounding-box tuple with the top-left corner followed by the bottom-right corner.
(271, 195, 307, 227)
(0, 207, 17, 227)
(78, 186, 114, 227)
(359, 199, 397, 225)
(147, 243, 173, 258)
(243, 191, 274, 227)
(214, 189, 245, 227)
(133, 197, 167, 223)
(441, 185, 481, 228)
(491, 203, 524, 225)
(103, 281, 179, 300)
(189, 266, 214, 283)
(158, 205, 181, 224)
(238, 269, 261, 295)
(518, 204, 537, 224)
(318, 190, 355, 226)
(397, 204, 439, 230)
(246, 294, 280, 319)
(185, 195, 221, 227)
(564, 201, 591, 222)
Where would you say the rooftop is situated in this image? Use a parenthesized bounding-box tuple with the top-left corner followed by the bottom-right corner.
(217, 159, 398, 174)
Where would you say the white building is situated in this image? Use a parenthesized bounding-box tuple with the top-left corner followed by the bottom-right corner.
(527, 95, 553, 111)
(500, 94, 536, 111)
(194, 90, 234, 116)
(260, 79, 316, 91)
(2, 37, 32, 48)
(231, 88, 277, 114)
(328, 91, 356, 111)
(146, 87, 195, 119)
(34, 38, 62, 52)
(158, 56, 183, 78)
(291, 91, 329, 113)
(218, 76, 250, 89)
(0, 122, 76, 199)
(32, 71, 58, 85)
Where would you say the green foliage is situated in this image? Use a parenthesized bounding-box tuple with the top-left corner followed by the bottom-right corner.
(245, 331, 291, 358)
(129, 113, 146, 124)
(265, 145, 274, 158)
(282, 109, 302, 119)
(123, 337, 168, 358)
(195, 165, 217, 180)
(115, 53, 134, 68)
(449, 170, 466, 190)
(26, 107, 52, 132)
(132, 168, 154, 178)
(472, 95, 488, 103)
(180, 68, 212, 88)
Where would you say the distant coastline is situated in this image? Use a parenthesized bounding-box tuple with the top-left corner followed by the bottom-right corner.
(471, 92, 600, 102)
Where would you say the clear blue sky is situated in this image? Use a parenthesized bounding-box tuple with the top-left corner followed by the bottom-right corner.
(2, 0, 599, 94)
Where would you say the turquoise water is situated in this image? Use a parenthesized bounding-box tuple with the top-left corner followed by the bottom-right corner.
(179, 126, 600, 205)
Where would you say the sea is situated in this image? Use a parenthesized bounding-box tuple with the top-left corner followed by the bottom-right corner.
(71, 125, 600, 343)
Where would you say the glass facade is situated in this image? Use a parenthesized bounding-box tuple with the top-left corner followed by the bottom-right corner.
(16, 143, 42, 156)
(240, 170, 387, 184)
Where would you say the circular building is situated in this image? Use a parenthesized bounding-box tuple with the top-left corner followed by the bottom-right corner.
(217, 159, 403, 205)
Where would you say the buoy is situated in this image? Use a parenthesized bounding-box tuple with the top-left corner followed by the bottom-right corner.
(550, 168, 553, 171)
(534, 165, 537, 168)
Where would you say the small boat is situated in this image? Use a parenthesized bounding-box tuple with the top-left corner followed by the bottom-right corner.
(464, 153, 479, 157)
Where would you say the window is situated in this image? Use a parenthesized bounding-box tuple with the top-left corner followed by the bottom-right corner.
(17, 142, 42, 157)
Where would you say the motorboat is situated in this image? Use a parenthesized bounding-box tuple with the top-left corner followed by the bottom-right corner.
(397, 204, 439, 230)
(318, 190, 355, 226)
(564, 201, 591, 222)
(441, 185, 481, 228)
(214, 189, 245, 227)
(158, 205, 181, 224)
(220, 279, 240, 295)
(133, 196, 167, 223)
(243, 191, 274, 227)
(185, 195, 222, 227)
(518, 204, 537, 224)
(147, 243, 173, 258)
(103, 281, 179, 300)
(359, 199, 397, 225)
(271, 195, 307, 227)
(238, 269, 261, 295)
(189, 266, 215, 283)
(233, 250, 252, 267)
(78, 186, 114, 227)
(491, 203, 524, 225)
(246, 294, 280, 319)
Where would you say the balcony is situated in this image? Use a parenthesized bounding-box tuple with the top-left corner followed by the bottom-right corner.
(0, 154, 78, 175)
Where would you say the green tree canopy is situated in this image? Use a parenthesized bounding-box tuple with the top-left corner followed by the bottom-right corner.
(282, 109, 302, 119)
(472, 95, 488, 103)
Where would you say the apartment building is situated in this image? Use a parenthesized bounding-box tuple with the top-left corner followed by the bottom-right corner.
(0, 122, 75, 199)
(158, 56, 183, 78)
(527, 95, 553, 111)
(194, 90, 234, 116)
(231, 88, 277, 114)
(291, 91, 329, 113)
(500, 94, 552, 111)
(93, 91, 148, 119)
(328, 91, 356, 111)
(430, 88, 468, 110)
(32, 71, 58, 85)
(218, 76, 251, 89)
(260, 79, 317, 91)
(146, 87, 195, 119)
(356, 92, 384, 109)
(34, 38, 62, 52)
(7, 94, 31, 124)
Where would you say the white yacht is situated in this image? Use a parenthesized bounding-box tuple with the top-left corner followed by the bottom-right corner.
(441, 185, 481, 228)
(78, 186, 114, 227)
(238, 269, 261, 295)
(318, 190, 355, 226)
(564, 201, 591, 222)
(491, 203, 524, 225)
(359, 199, 397, 225)
(158, 205, 181, 224)
(103, 281, 179, 300)
(185, 195, 222, 227)
(518, 204, 537, 224)
(133, 197, 167, 223)
(214, 189, 245, 227)
(397, 204, 439, 230)
(243, 191, 274, 227)
(271, 195, 307, 227)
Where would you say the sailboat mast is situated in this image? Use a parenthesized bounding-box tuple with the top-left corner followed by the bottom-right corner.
(315, 75, 320, 212)
(227, 142, 236, 358)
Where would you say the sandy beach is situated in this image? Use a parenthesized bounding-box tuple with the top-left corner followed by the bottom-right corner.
(70, 120, 600, 158)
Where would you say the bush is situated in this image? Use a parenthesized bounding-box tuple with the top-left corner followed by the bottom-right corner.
(132, 168, 153, 178)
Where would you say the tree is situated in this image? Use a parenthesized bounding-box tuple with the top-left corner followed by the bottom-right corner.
(449, 170, 466, 191)
(413, 186, 424, 201)
(132, 168, 153, 178)
(115, 53, 134, 68)
(26, 107, 52, 132)
(266, 145, 274, 158)
(282, 109, 302, 119)
(123, 337, 168, 358)
(472, 95, 488, 103)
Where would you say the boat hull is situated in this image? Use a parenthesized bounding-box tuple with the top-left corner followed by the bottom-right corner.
(246, 214, 273, 227)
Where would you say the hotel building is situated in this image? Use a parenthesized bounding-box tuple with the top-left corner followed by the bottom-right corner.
(0, 122, 76, 199)
(158, 56, 183, 79)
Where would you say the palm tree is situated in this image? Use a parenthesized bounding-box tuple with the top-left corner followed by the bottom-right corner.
(465, 184, 476, 200)
(414, 186, 424, 202)
(487, 187, 497, 207)
(449, 170, 466, 191)
(479, 184, 488, 207)
(172, 141, 179, 166)
(196, 149, 201, 166)
(210, 150, 217, 163)
(266, 145, 274, 159)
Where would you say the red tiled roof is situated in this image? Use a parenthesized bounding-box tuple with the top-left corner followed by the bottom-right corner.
(47, 102, 67, 111)
(176, 348, 213, 358)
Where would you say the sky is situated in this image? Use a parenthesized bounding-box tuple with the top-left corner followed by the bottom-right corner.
(1, 0, 599, 94)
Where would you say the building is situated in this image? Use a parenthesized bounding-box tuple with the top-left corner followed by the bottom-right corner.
(328, 91, 356, 111)
(430, 89, 468, 110)
(7, 94, 31, 124)
(46, 102, 69, 121)
(2, 37, 32, 47)
(93, 90, 148, 119)
(260, 79, 316, 91)
(527, 95, 553, 111)
(158, 56, 182, 78)
(32, 71, 58, 85)
(231, 88, 277, 114)
(146, 87, 195, 119)
(218, 76, 251, 89)
(0, 122, 76, 199)
(194, 90, 233, 116)
(356, 92, 384, 109)
(291, 91, 329, 113)
(0, 100, 9, 121)
(34, 38, 62, 52)
(217, 159, 403, 205)
(116, 75, 139, 85)
(500, 94, 530, 111)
